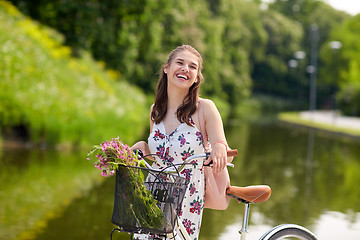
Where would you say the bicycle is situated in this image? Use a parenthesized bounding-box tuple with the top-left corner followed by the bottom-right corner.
(110, 150, 318, 240)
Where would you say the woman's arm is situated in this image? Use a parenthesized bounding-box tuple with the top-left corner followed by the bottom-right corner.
(130, 140, 151, 155)
(202, 99, 229, 174)
(130, 104, 154, 157)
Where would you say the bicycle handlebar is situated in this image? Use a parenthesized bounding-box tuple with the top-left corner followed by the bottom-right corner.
(196, 149, 238, 167)
(134, 149, 238, 172)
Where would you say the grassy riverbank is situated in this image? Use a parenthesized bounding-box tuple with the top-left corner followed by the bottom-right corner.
(278, 112, 360, 138)
(0, 4, 150, 237)
(0, 2, 148, 147)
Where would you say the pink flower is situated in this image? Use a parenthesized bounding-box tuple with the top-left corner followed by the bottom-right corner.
(87, 137, 139, 177)
(101, 170, 108, 177)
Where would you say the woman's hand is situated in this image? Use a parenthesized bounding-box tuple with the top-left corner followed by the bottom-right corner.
(205, 142, 227, 174)
(130, 141, 150, 156)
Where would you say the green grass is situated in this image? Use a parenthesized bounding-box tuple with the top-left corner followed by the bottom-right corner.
(278, 112, 360, 138)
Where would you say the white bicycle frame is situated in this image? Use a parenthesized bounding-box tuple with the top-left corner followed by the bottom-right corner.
(168, 197, 317, 240)
(136, 152, 318, 240)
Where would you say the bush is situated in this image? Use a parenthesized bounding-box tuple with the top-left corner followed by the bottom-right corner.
(0, 2, 148, 147)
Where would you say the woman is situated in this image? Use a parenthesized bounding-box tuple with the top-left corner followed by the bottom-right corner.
(132, 44, 232, 240)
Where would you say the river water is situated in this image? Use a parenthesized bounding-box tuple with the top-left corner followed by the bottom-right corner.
(1, 117, 360, 240)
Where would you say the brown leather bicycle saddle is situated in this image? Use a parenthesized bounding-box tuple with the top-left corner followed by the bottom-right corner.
(226, 185, 271, 203)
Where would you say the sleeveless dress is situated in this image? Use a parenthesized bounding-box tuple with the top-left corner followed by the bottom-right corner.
(133, 117, 206, 240)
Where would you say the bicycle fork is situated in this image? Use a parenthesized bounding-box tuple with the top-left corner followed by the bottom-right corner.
(240, 203, 250, 240)
(172, 203, 251, 240)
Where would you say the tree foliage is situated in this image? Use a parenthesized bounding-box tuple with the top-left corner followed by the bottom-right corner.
(252, 10, 303, 99)
(10, 0, 264, 106)
(268, 0, 351, 111)
(7, 0, 360, 116)
(320, 15, 360, 115)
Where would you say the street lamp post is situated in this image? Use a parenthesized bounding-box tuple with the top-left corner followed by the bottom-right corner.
(290, 51, 306, 110)
(329, 41, 342, 51)
(289, 28, 341, 115)
(294, 51, 306, 61)
(308, 24, 319, 113)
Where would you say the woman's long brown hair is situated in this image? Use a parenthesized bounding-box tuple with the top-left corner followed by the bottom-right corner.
(151, 45, 204, 126)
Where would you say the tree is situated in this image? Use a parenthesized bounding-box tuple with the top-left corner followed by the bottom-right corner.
(215, 0, 267, 106)
(9, 0, 256, 105)
(252, 10, 303, 100)
(320, 15, 360, 116)
(267, 0, 350, 109)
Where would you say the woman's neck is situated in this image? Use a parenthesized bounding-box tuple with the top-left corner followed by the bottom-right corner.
(167, 87, 187, 113)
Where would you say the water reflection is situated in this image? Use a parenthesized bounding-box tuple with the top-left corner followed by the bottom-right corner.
(34, 177, 119, 240)
(305, 129, 315, 199)
(0, 148, 103, 240)
(201, 118, 360, 239)
(1, 117, 360, 240)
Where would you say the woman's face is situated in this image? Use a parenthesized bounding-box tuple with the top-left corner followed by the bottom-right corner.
(164, 50, 200, 91)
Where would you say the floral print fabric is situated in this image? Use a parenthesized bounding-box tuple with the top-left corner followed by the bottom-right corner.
(133, 118, 205, 240)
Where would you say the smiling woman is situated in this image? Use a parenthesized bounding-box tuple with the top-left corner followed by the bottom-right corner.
(164, 51, 200, 105)
(130, 44, 237, 240)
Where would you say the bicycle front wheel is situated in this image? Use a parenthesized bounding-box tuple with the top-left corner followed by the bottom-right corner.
(259, 224, 318, 240)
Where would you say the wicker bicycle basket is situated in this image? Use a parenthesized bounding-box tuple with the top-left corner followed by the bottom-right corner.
(111, 165, 188, 235)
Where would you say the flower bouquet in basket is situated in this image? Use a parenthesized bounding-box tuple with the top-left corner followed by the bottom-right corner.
(87, 137, 164, 230)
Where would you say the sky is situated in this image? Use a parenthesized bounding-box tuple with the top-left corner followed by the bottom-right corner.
(261, 0, 360, 15)
(325, 0, 360, 15)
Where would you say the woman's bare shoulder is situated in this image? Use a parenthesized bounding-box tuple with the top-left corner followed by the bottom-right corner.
(199, 98, 217, 111)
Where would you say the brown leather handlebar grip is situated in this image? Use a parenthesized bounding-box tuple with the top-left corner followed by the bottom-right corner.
(227, 149, 238, 157)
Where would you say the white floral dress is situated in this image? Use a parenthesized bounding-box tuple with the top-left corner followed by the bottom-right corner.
(133, 117, 206, 240)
